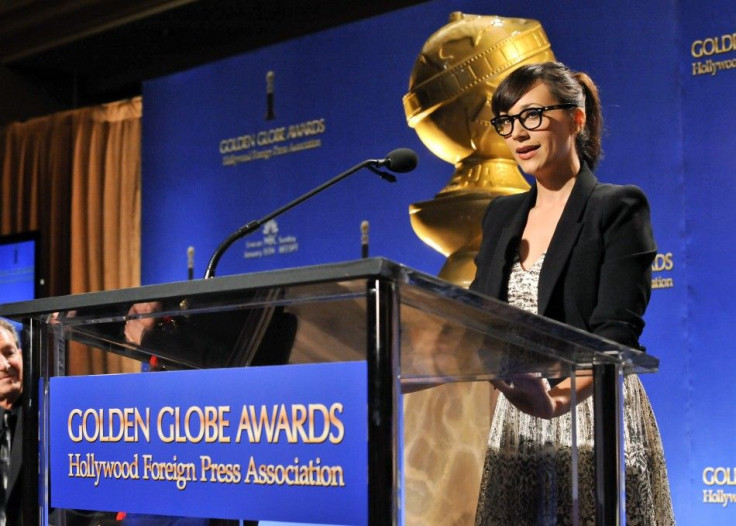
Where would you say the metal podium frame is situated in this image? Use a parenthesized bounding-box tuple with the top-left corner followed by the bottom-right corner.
(0, 258, 658, 525)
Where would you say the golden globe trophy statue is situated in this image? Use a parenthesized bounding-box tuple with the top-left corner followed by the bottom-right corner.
(404, 12, 555, 287)
(401, 13, 556, 525)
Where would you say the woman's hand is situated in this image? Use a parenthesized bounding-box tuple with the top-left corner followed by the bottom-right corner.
(492, 374, 555, 419)
(492, 373, 594, 419)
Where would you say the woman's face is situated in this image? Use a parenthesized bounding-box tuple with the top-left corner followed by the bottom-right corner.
(500, 81, 583, 181)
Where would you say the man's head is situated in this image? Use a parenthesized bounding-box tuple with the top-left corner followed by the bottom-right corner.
(0, 319, 22, 410)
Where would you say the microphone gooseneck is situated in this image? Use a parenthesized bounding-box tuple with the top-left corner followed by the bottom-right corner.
(203, 148, 419, 278)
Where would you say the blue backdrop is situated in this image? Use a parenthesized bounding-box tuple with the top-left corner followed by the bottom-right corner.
(141, 0, 736, 522)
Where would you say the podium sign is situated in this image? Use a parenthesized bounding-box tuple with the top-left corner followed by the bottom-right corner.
(50, 363, 368, 523)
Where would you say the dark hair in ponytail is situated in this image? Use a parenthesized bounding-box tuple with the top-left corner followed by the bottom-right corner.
(491, 61, 604, 168)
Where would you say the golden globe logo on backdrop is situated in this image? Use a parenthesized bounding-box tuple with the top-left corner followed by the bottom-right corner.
(217, 68, 328, 165)
(652, 251, 674, 290)
(691, 28, 736, 76)
(702, 466, 736, 507)
(218, 118, 327, 166)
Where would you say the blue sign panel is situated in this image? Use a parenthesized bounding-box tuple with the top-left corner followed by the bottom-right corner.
(50, 362, 368, 525)
(0, 233, 36, 304)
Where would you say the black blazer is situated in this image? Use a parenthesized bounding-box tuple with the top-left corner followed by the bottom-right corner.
(470, 164, 656, 349)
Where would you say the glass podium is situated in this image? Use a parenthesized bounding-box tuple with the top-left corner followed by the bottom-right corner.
(0, 258, 659, 525)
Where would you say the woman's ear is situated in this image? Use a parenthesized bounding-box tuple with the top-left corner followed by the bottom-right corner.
(573, 107, 586, 134)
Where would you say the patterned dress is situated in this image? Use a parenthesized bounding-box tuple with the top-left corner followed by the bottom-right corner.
(475, 254, 675, 525)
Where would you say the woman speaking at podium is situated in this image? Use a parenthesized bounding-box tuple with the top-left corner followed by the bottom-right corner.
(470, 62, 675, 524)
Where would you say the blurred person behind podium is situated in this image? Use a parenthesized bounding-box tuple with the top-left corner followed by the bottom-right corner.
(0, 319, 23, 526)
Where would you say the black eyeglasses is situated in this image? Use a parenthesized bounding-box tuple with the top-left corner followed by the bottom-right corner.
(490, 103, 578, 137)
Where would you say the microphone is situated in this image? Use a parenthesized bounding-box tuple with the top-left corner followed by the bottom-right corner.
(376, 148, 418, 173)
(187, 246, 195, 280)
(365, 148, 418, 182)
(203, 148, 418, 278)
(361, 220, 369, 258)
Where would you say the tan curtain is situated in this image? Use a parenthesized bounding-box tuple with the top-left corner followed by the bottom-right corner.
(0, 97, 142, 374)
(1, 111, 74, 298)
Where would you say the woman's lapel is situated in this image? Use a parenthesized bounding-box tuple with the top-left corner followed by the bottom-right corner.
(485, 190, 535, 299)
(537, 166, 598, 315)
